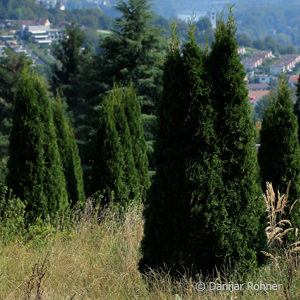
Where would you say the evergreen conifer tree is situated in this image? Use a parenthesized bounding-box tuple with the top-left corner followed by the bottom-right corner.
(51, 23, 88, 96)
(207, 14, 266, 271)
(6, 69, 68, 221)
(51, 23, 95, 182)
(293, 75, 300, 141)
(182, 28, 226, 273)
(99, 0, 165, 114)
(90, 90, 127, 206)
(140, 16, 266, 275)
(124, 84, 150, 193)
(259, 76, 300, 227)
(112, 87, 139, 201)
(139, 26, 192, 273)
(53, 96, 85, 208)
(91, 86, 148, 205)
(34, 75, 69, 219)
(0, 50, 31, 182)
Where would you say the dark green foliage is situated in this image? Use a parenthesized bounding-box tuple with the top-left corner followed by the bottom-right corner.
(182, 28, 225, 273)
(99, 0, 165, 114)
(259, 77, 300, 227)
(0, 0, 113, 30)
(6, 69, 68, 221)
(0, 50, 31, 182)
(91, 86, 148, 205)
(141, 16, 266, 275)
(194, 17, 214, 46)
(53, 96, 85, 208)
(90, 90, 127, 205)
(51, 23, 88, 96)
(294, 75, 300, 142)
(207, 15, 266, 271)
(0, 0, 48, 20)
(51, 23, 96, 187)
(0, 184, 26, 243)
(112, 87, 139, 201)
(124, 84, 150, 193)
(140, 27, 192, 273)
(34, 75, 69, 219)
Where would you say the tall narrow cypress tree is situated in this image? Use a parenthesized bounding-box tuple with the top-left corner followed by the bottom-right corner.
(140, 17, 266, 275)
(139, 26, 191, 273)
(6, 69, 47, 221)
(294, 75, 300, 142)
(7, 69, 69, 221)
(34, 76, 69, 219)
(112, 87, 139, 201)
(259, 76, 300, 227)
(207, 14, 266, 271)
(124, 84, 150, 194)
(182, 28, 226, 273)
(91, 86, 147, 205)
(90, 91, 127, 206)
(53, 96, 85, 208)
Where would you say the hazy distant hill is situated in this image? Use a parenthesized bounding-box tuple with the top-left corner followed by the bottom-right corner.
(0, 0, 48, 19)
(149, 0, 300, 47)
(0, 0, 113, 30)
(2, 0, 300, 47)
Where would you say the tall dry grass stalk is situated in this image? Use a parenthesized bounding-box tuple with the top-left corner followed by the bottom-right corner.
(262, 182, 300, 299)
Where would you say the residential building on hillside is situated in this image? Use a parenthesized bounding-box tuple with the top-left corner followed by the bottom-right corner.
(18, 18, 50, 27)
(21, 24, 63, 45)
(248, 81, 270, 104)
(247, 83, 270, 91)
(242, 51, 272, 70)
(238, 47, 246, 55)
(35, 0, 57, 9)
(0, 44, 6, 57)
(270, 54, 300, 74)
(249, 90, 270, 103)
(288, 75, 299, 87)
(257, 75, 275, 84)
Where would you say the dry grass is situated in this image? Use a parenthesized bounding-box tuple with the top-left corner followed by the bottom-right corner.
(0, 195, 299, 299)
(261, 182, 300, 300)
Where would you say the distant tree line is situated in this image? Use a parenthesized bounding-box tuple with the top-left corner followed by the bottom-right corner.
(236, 34, 297, 55)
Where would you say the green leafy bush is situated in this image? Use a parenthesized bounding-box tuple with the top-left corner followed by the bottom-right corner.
(0, 184, 26, 243)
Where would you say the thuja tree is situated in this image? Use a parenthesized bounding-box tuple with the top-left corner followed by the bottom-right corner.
(112, 87, 139, 201)
(53, 96, 85, 208)
(124, 84, 150, 194)
(182, 28, 226, 273)
(91, 86, 148, 205)
(90, 89, 127, 205)
(139, 27, 192, 273)
(6, 69, 68, 222)
(0, 50, 31, 182)
(259, 76, 300, 227)
(294, 75, 300, 141)
(207, 14, 266, 272)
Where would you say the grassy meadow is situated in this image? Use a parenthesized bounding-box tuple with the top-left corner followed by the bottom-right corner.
(0, 186, 300, 299)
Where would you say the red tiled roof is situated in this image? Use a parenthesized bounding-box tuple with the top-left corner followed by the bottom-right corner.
(289, 75, 299, 85)
(249, 90, 270, 100)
